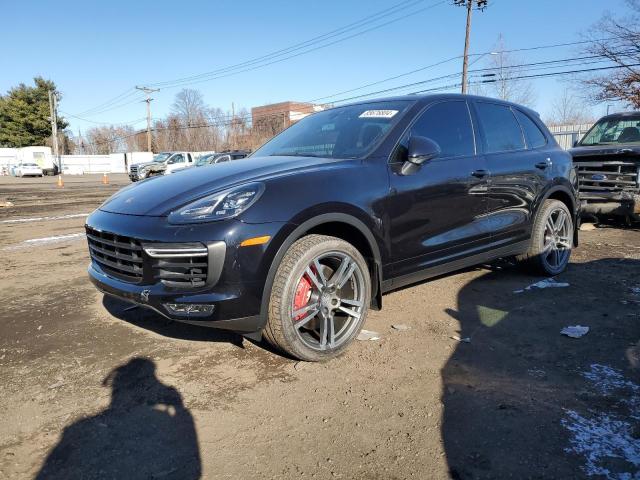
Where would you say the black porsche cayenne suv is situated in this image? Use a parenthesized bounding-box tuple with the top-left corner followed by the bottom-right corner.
(86, 94, 578, 361)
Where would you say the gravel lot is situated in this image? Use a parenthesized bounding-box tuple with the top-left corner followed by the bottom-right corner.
(1, 174, 639, 479)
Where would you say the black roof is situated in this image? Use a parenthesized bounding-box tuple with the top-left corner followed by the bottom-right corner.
(332, 93, 541, 117)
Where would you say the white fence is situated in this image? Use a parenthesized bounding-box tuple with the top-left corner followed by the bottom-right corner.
(60, 154, 126, 174)
(549, 124, 593, 150)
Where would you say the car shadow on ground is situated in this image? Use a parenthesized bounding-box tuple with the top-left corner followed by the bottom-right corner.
(102, 295, 245, 349)
(441, 258, 640, 479)
(35, 357, 202, 480)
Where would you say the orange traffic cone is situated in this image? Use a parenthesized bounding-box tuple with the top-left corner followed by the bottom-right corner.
(56, 175, 64, 188)
(102, 173, 109, 185)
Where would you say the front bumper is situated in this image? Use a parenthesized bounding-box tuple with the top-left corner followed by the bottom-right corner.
(581, 191, 640, 217)
(86, 209, 289, 333)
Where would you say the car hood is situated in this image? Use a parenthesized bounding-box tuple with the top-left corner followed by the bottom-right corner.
(100, 155, 343, 216)
(570, 144, 640, 158)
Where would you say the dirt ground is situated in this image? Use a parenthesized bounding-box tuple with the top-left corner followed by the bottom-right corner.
(0, 174, 639, 480)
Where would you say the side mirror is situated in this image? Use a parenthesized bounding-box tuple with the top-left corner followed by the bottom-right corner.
(408, 136, 441, 165)
(572, 139, 579, 148)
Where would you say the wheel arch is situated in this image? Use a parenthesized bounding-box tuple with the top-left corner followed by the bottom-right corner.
(258, 213, 383, 332)
(540, 183, 579, 247)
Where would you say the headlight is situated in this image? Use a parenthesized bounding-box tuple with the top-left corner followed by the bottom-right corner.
(168, 182, 265, 224)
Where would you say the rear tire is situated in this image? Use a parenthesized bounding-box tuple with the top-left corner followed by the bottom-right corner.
(519, 199, 573, 275)
(264, 234, 371, 362)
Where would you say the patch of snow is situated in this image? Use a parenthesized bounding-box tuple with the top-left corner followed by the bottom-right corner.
(562, 410, 640, 479)
(562, 364, 640, 479)
(3, 232, 85, 250)
(583, 364, 640, 397)
(1, 213, 89, 224)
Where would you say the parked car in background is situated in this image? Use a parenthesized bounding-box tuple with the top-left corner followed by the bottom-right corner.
(13, 163, 43, 177)
(170, 151, 252, 174)
(129, 152, 196, 181)
(198, 150, 251, 166)
(87, 94, 578, 361)
(570, 111, 640, 222)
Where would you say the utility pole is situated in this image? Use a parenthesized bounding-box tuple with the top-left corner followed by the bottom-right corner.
(48, 90, 61, 172)
(135, 86, 159, 152)
(454, 0, 488, 94)
(461, 0, 473, 94)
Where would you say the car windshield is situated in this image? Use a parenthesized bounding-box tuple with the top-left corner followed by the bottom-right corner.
(253, 100, 413, 159)
(23, 163, 37, 167)
(152, 152, 172, 163)
(580, 116, 640, 145)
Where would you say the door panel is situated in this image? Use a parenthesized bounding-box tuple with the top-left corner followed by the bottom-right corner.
(386, 100, 491, 280)
(473, 102, 548, 246)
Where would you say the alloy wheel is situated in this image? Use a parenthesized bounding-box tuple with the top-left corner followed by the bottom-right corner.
(290, 251, 366, 351)
(542, 207, 572, 270)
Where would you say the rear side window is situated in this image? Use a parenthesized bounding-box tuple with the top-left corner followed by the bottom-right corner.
(514, 110, 547, 149)
(476, 103, 525, 153)
(408, 101, 475, 158)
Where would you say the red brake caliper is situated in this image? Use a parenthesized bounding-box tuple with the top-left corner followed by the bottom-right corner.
(293, 274, 313, 321)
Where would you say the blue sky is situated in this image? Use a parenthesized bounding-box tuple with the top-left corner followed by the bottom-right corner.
(0, 0, 630, 133)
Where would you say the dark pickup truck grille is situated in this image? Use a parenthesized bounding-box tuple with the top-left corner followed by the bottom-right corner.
(86, 227, 210, 288)
(86, 226, 144, 282)
(576, 159, 639, 194)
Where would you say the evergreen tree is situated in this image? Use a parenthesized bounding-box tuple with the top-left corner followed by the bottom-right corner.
(0, 77, 68, 147)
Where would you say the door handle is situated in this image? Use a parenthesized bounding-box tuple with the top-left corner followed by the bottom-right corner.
(535, 158, 552, 170)
(471, 169, 489, 178)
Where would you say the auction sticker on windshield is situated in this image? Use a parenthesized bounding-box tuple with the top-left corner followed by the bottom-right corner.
(359, 110, 398, 119)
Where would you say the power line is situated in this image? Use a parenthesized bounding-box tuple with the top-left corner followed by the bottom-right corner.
(59, 111, 148, 126)
(65, 0, 440, 117)
(82, 61, 634, 150)
(145, 1, 447, 89)
(73, 89, 142, 117)
(148, 0, 428, 87)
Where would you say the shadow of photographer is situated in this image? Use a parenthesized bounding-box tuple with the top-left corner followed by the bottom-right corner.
(36, 357, 201, 480)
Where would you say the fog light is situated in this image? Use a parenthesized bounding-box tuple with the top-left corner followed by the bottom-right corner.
(164, 303, 215, 317)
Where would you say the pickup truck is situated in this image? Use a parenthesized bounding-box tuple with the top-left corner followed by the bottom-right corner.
(570, 112, 640, 223)
(129, 152, 195, 181)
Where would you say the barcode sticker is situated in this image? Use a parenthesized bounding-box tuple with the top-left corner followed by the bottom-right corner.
(359, 110, 398, 119)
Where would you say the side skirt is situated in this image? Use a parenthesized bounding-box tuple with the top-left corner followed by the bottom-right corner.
(381, 240, 530, 293)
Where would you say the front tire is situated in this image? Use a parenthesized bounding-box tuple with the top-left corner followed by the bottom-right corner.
(519, 199, 573, 275)
(264, 234, 371, 361)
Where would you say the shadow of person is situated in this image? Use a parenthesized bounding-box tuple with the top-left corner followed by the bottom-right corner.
(440, 258, 640, 479)
(36, 357, 201, 480)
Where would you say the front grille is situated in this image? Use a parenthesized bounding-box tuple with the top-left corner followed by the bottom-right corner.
(576, 159, 639, 194)
(130, 165, 138, 174)
(86, 226, 143, 283)
(86, 227, 210, 288)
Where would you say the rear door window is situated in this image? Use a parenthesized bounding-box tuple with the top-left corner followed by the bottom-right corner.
(475, 103, 525, 153)
(514, 109, 547, 149)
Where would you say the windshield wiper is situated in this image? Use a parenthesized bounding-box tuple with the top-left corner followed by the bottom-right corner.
(269, 151, 325, 158)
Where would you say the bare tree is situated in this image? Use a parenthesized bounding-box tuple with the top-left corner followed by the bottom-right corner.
(582, 0, 640, 108)
(84, 126, 134, 154)
(171, 89, 206, 126)
(483, 35, 537, 107)
(546, 88, 596, 126)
